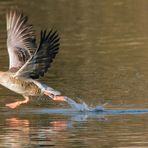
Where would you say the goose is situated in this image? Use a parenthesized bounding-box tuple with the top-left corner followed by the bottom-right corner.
(0, 9, 65, 109)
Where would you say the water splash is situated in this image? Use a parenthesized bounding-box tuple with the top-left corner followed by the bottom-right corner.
(64, 96, 105, 112)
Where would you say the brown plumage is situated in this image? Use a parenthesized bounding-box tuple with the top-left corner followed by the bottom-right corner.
(0, 9, 65, 109)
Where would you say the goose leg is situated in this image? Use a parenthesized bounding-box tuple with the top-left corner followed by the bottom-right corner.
(6, 96, 29, 109)
(44, 91, 65, 101)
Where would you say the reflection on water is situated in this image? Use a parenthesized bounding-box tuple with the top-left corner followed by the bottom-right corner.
(1, 108, 148, 148)
(0, 0, 148, 147)
(2, 117, 68, 147)
(3, 118, 30, 148)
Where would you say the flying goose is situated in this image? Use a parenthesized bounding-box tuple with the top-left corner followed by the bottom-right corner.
(0, 9, 65, 109)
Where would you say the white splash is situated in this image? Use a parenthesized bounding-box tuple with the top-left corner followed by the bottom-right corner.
(64, 96, 105, 112)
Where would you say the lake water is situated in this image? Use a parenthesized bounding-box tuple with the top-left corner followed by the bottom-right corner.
(0, 0, 148, 147)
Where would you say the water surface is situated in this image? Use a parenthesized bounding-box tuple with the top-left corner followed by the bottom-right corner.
(0, 0, 148, 147)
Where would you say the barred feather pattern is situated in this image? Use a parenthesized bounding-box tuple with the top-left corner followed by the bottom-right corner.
(7, 9, 36, 70)
(15, 30, 60, 79)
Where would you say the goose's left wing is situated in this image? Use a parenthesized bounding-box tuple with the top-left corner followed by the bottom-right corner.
(15, 30, 60, 79)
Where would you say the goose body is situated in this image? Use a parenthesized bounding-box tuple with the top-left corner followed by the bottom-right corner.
(0, 72, 41, 96)
(0, 9, 65, 109)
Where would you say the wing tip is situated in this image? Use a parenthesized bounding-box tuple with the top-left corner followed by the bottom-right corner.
(40, 29, 60, 47)
(6, 7, 23, 18)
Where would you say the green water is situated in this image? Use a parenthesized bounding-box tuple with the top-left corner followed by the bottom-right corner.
(0, 0, 148, 147)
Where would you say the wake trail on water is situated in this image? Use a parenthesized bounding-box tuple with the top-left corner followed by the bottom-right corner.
(64, 96, 105, 112)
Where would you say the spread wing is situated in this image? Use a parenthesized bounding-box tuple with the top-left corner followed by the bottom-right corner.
(7, 9, 36, 72)
(15, 30, 60, 79)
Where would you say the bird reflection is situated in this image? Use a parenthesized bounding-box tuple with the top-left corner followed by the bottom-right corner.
(4, 117, 30, 148)
(2, 117, 69, 147)
(6, 117, 29, 127)
(50, 121, 68, 131)
(0, 107, 107, 148)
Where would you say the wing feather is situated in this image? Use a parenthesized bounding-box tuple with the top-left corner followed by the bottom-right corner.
(15, 30, 60, 79)
(7, 9, 36, 71)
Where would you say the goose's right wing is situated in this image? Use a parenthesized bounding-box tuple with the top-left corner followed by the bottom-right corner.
(7, 9, 36, 71)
